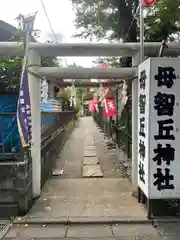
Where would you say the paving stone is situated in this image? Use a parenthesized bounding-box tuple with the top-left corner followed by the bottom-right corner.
(112, 224, 158, 237)
(66, 238, 115, 240)
(83, 157, 99, 165)
(83, 165, 103, 177)
(67, 224, 112, 237)
(84, 148, 96, 151)
(84, 151, 97, 157)
(84, 146, 96, 150)
(5, 224, 67, 239)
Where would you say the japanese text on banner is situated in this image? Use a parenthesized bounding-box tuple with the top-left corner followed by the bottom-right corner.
(152, 66, 176, 192)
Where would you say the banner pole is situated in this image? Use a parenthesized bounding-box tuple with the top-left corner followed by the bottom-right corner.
(140, 5, 144, 63)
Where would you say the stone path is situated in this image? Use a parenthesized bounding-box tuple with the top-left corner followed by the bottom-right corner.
(4, 117, 164, 239)
(82, 121, 102, 178)
(4, 223, 162, 240)
(19, 117, 147, 221)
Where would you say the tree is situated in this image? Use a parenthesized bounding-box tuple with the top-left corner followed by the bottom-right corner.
(145, 0, 180, 42)
(0, 54, 61, 91)
(0, 41, 61, 91)
(71, 0, 180, 153)
(0, 56, 23, 91)
(72, 0, 139, 42)
(72, 0, 180, 47)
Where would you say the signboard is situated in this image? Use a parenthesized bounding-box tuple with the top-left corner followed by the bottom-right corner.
(103, 98, 116, 117)
(17, 58, 32, 147)
(138, 58, 180, 199)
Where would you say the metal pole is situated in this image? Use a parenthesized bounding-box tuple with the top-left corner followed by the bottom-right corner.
(28, 49, 41, 198)
(116, 85, 119, 145)
(23, 13, 41, 198)
(132, 52, 140, 193)
(140, 5, 144, 63)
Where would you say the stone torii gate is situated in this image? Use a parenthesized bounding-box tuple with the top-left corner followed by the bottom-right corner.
(1, 41, 180, 198)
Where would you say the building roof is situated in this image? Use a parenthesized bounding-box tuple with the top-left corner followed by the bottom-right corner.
(0, 20, 19, 41)
(0, 20, 35, 41)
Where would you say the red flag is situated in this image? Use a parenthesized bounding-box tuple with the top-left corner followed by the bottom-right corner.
(89, 100, 95, 112)
(103, 98, 116, 116)
(140, 0, 156, 7)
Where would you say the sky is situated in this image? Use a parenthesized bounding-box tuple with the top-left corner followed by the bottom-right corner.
(0, 0, 96, 66)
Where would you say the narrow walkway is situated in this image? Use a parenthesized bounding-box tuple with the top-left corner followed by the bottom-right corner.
(4, 117, 165, 240)
(17, 117, 146, 222)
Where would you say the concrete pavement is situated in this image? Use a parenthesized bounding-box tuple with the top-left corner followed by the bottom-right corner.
(3, 117, 165, 239)
(4, 223, 163, 239)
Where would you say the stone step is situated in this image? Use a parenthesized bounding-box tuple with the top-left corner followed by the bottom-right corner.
(84, 151, 97, 157)
(83, 165, 103, 178)
(83, 156, 99, 165)
(4, 223, 161, 239)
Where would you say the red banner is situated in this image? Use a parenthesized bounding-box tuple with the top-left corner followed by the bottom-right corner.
(140, 0, 156, 7)
(103, 98, 116, 116)
(89, 100, 95, 112)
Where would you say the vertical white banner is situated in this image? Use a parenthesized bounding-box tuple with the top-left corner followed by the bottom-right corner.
(138, 59, 151, 197)
(41, 78, 48, 104)
(138, 58, 180, 199)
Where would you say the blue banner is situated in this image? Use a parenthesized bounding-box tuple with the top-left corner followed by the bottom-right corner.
(17, 58, 32, 147)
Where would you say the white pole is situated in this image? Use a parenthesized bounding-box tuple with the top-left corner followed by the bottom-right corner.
(132, 52, 140, 193)
(28, 49, 41, 198)
(140, 5, 144, 63)
(22, 13, 41, 198)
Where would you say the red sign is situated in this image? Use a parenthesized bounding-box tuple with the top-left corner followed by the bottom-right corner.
(103, 98, 116, 116)
(140, 0, 156, 7)
(89, 100, 95, 112)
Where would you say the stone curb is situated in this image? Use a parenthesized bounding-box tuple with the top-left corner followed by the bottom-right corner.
(152, 218, 180, 223)
(13, 217, 153, 225)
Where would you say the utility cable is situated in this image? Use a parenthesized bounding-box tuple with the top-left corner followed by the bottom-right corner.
(40, 0, 58, 42)
(40, 0, 69, 67)
(124, 5, 140, 42)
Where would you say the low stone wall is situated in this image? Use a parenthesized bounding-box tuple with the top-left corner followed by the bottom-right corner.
(0, 151, 33, 218)
(41, 120, 74, 187)
(0, 111, 75, 218)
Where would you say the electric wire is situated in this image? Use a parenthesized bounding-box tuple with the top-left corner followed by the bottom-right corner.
(40, 0, 68, 66)
(124, 5, 140, 41)
(40, 0, 58, 42)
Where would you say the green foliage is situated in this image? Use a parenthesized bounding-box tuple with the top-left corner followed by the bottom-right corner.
(72, 0, 139, 42)
(76, 87, 83, 100)
(145, 0, 180, 41)
(41, 56, 60, 67)
(0, 55, 60, 91)
(72, 0, 180, 44)
(71, 0, 180, 69)
(0, 56, 23, 91)
(70, 0, 180, 163)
